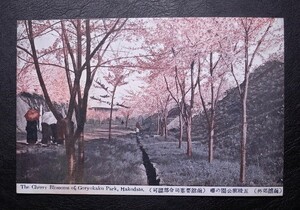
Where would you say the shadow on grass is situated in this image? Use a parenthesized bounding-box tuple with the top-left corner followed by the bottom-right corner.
(16, 136, 147, 185)
(17, 145, 67, 184)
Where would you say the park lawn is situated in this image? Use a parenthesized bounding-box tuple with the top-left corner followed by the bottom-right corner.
(16, 134, 147, 185)
(16, 130, 281, 187)
(140, 135, 280, 186)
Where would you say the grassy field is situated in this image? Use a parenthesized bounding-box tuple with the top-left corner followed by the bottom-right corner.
(140, 134, 282, 186)
(16, 132, 147, 185)
(17, 118, 282, 187)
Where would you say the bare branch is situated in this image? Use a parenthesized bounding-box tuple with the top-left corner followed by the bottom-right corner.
(61, 21, 77, 72)
(231, 63, 242, 97)
(27, 20, 61, 120)
(199, 85, 211, 126)
(78, 19, 125, 73)
(17, 45, 33, 57)
(94, 79, 109, 92)
(163, 76, 179, 104)
(212, 54, 222, 70)
(248, 21, 272, 69)
(214, 76, 225, 109)
(197, 57, 211, 126)
(115, 102, 130, 109)
(188, 60, 196, 112)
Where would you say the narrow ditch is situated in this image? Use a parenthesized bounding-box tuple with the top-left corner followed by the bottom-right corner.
(136, 135, 160, 185)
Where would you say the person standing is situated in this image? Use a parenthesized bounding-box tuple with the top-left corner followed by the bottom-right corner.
(50, 123, 58, 144)
(42, 111, 58, 144)
(26, 120, 38, 144)
(24, 108, 39, 144)
(136, 122, 142, 136)
(41, 122, 51, 145)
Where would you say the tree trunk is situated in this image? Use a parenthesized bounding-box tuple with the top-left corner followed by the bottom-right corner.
(240, 75, 249, 184)
(66, 141, 76, 184)
(208, 119, 215, 163)
(109, 86, 116, 140)
(240, 28, 250, 184)
(164, 115, 167, 140)
(240, 105, 247, 184)
(125, 115, 129, 128)
(157, 114, 160, 135)
(159, 118, 164, 136)
(76, 131, 84, 183)
(209, 52, 215, 163)
(62, 118, 76, 184)
(186, 116, 192, 157)
(179, 113, 183, 148)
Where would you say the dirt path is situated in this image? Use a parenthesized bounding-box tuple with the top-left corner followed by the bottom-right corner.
(83, 126, 135, 140)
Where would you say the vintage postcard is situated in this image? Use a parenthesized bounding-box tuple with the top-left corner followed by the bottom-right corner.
(16, 17, 284, 196)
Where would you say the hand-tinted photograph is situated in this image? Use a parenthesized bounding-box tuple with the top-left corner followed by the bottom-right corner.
(16, 17, 284, 196)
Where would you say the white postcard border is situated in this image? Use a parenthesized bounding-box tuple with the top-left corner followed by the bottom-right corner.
(17, 183, 283, 196)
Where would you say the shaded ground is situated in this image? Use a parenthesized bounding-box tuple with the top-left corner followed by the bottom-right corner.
(17, 126, 146, 185)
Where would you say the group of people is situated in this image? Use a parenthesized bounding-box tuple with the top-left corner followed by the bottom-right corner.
(24, 108, 66, 146)
(25, 108, 143, 144)
(40, 120, 65, 145)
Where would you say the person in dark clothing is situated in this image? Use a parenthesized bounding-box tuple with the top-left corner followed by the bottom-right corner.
(50, 123, 58, 144)
(136, 122, 142, 136)
(41, 122, 51, 145)
(56, 115, 67, 145)
(26, 120, 38, 144)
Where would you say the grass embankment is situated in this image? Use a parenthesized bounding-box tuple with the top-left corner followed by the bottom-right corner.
(140, 135, 281, 186)
(16, 134, 146, 185)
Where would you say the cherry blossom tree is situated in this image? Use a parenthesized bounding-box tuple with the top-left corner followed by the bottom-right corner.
(17, 19, 127, 183)
(92, 67, 130, 140)
(196, 53, 228, 163)
(143, 75, 172, 138)
(164, 46, 198, 156)
(228, 18, 283, 183)
(190, 18, 232, 163)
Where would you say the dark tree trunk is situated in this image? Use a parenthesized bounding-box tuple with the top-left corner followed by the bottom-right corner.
(186, 116, 192, 157)
(157, 114, 161, 135)
(76, 131, 85, 183)
(208, 119, 215, 163)
(163, 115, 168, 140)
(208, 52, 215, 163)
(61, 118, 77, 184)
(24, 19, 126, 185)
(125, 114, 129, 128)
(27, 20, 61, 120)
(178, 112, 183, 148)
(109, 86, 116, 141)
(159, 118, 164, 136)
